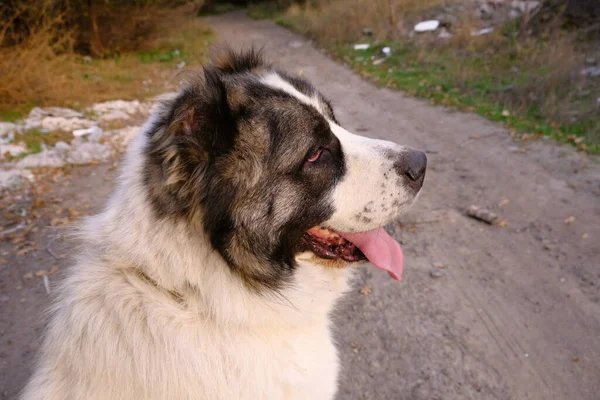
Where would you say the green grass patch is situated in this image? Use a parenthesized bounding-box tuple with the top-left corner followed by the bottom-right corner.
(1, 110, 24, 122)
(254, 3, 599, 154)
(18, 129, 73, 154)
(332, 42, 597, 154)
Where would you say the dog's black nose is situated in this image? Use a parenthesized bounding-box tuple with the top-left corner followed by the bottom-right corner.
(404, 150, 427, 182)
(394, 150, 427, 184)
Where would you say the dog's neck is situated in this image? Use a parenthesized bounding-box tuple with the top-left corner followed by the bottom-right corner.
(80, 131, 351, 329)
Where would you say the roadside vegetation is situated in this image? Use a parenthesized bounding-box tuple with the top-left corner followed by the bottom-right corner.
(243, 0, 600, 153)
(0, 0, 212, 121)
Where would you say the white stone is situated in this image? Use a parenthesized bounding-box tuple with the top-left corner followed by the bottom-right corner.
(17, 149, 66, 169)
(0, 122, 17, 139)
(0, 169, 34, 189)
(0, 143, 27, 158)
(28, 106, 84, 120)
(511, 1, 541, 13)
(89, 100, 141, 116)
(414, 20, 440, 33)
(65, 142, 112, 164)
(41, 117, 95, 132)
(98, 110, 130, 122)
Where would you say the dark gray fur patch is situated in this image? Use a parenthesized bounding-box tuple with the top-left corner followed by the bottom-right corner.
(142, 47, 347, 292)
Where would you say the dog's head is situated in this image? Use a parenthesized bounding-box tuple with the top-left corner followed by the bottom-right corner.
(144, 48, 426, 290)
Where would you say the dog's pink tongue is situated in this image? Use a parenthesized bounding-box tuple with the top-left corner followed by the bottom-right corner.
(341, 228, 404, 281)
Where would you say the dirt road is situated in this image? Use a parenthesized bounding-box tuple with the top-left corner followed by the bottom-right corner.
(2, 11, 599, 400)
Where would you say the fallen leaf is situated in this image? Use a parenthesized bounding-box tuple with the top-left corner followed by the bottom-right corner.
(564, 216, 575, 225)
(23, 272, 33, 279)
(68, 208, 80, 218)
(432, 262, 445, 268)
(359, 286, 372, 295)
(497, 220, 509, 227)
(16, 247, 34, 256)
(582, 233, 589, 239)
(572, 356, 580, 363)
(498, 199, 510, 207)
(408, 226, 418, 232)
(50, 217, 70, 226)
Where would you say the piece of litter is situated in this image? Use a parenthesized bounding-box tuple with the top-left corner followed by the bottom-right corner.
(471, 27, 494, 36)
(359, 286, 372, 295)
(73, 126, 102, 138)
(353, 44, 370, 50)
(564, 216, 575, 225)
(498, 199, 510, 207)
(43, 275, 51, 294)
(414, 20, 440, 33)
(466, 205, 500, 225)
(432, 262, 445, 269)
(381, 47, 391, 56)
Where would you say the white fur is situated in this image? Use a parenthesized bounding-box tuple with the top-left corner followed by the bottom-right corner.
(261, 71, 416, 233)
(20, 122, 350, 400)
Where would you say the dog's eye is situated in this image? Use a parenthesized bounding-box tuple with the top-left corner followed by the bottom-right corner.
(306, 148, 323, 163)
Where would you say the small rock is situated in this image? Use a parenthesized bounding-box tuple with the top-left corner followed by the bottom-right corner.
(82, 55, 93, 64)
(89, 100, 141, 117)
(17, 149, 66, 168)
(289, 40, 304, 48)
(0, 169, 34, 189)
(414, 20, 440, 33)
(28, 107, 84, 120)
(430, 270, 444, 279)
(508, 9, 522, 19)
(564, 216, 575, 225)
(511, 1, 541, 13)
(177, 61, 186, 69)
(0, 143, 28, 158)
(472, 27, 494, 36)
(478, 3, 495, 19)
(582, 67, 600, 77)
(98, 110, 130, 122)
(41, 116, 94, 132)
(54, 141, 71, 151)
(0, 122, 17, 139)
(438, 28, 453, 39)
(432, 262, 445, 268)
(353, 44, 370, 50)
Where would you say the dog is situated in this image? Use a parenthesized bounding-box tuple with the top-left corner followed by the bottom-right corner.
(20, 48, 426, 400)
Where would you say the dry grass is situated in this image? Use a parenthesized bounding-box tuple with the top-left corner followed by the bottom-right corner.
(0, 1, 211, 118)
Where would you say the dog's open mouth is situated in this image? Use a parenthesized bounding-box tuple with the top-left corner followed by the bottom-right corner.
(302, 227, 366, 262)
(302, 226, 405, 281)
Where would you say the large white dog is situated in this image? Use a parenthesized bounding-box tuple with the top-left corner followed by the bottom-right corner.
(21, 48, 426, 400)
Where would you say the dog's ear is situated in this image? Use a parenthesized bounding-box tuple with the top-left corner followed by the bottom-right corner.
(144, 67, 236, 216)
